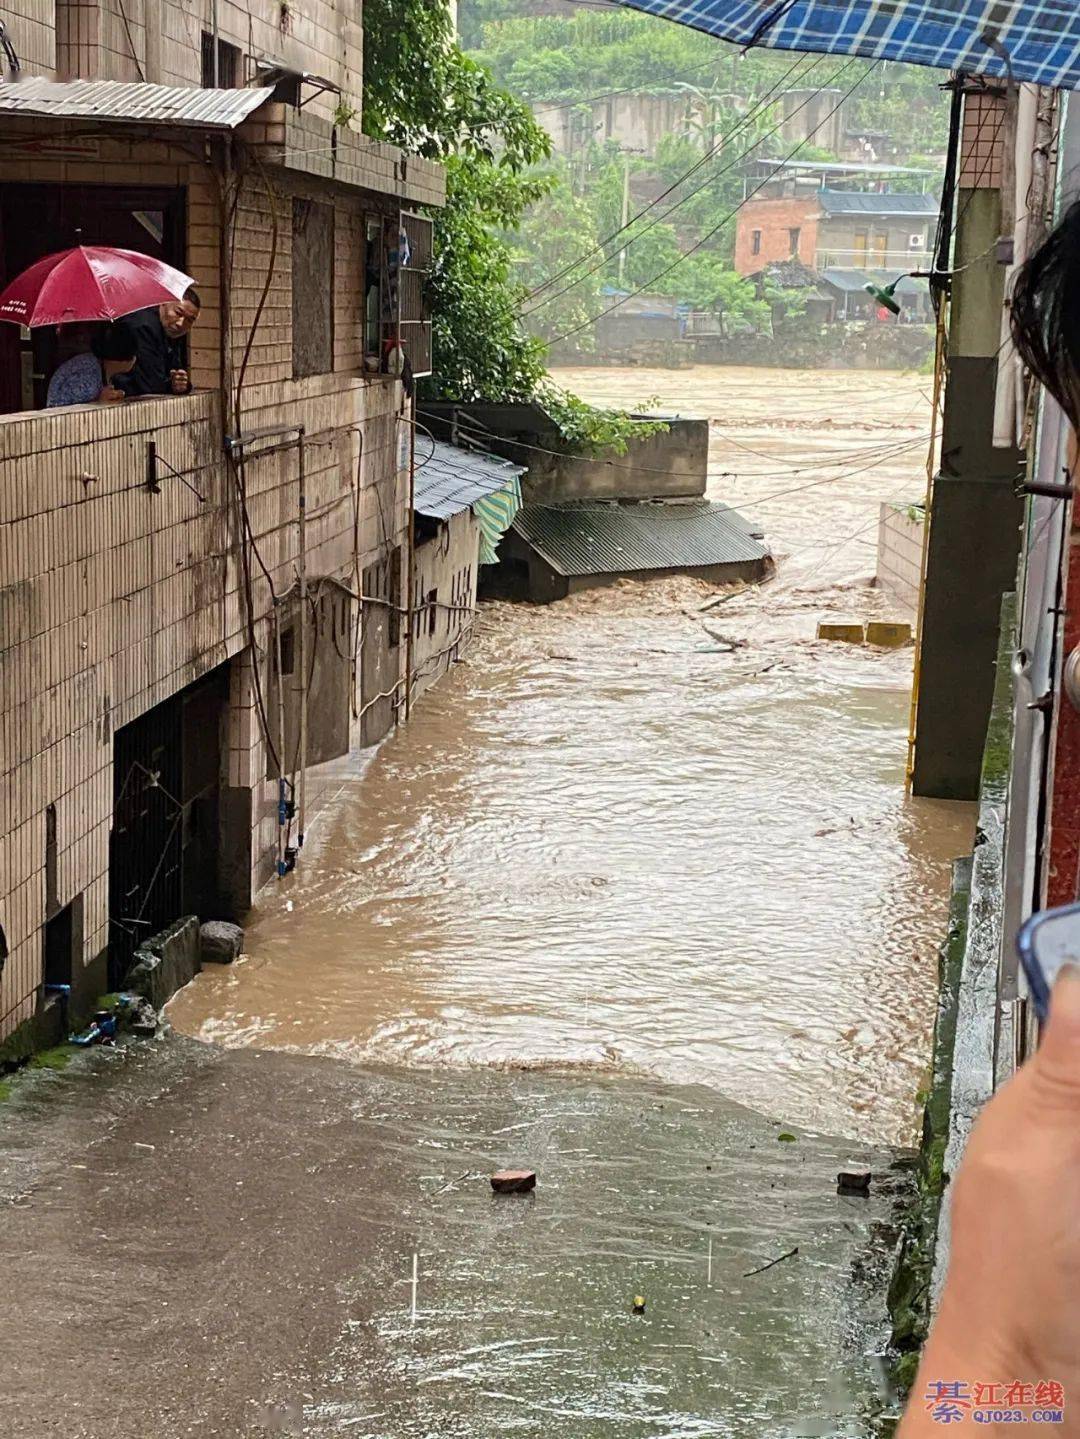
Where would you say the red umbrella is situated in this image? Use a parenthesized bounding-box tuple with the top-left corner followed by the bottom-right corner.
(0, 246, 195, 328)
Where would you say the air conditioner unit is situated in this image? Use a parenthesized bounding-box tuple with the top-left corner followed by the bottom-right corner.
(909, 233, 926, 250)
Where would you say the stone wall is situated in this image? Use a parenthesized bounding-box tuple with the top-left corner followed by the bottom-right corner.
(421, 403, 708, 504)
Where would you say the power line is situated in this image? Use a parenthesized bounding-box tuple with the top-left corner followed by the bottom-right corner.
(545, 62, 879, 347)
(428, 406, 927, 488)
(524, 56, 862, 321)
(535, 56, 729, 112)
(525, 52, 821, 305)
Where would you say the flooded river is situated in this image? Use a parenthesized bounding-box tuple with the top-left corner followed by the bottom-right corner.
(2, 367, 977, 1439)
(170, 366, 972, 1148)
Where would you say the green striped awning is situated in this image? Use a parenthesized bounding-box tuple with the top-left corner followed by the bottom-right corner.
(474, 473, 522, 565)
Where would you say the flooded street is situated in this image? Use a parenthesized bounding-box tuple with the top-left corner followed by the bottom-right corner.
(0, 367, 974, 1438)
(171, 366, 972, 1148)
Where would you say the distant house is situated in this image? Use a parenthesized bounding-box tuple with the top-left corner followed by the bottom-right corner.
(819, 268, 932, 322)
(734, 161, 939, 278)
(593, 292, 684, 357)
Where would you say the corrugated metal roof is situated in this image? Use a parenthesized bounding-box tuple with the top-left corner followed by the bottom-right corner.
(818, 190, 940, 217)
(512, 500, 770, 578)
(821, 268, 926, 296)
(414, 441, 525, 521)
(0, 77, 270, 130)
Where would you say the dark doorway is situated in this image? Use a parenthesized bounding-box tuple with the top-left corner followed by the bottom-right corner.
(108, 664, 228, 988)
(43, 899, 79, 989)
(0, 182, 186, 413)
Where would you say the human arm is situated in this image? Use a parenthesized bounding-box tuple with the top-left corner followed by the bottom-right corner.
(898, 967, 1080, 1436)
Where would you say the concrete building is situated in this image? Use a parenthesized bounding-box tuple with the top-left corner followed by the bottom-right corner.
(735, 175, 939, 278)
(0, 2, 445, 1052)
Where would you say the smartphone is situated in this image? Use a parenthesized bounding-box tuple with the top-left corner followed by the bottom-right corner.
(1016, 902, 1080, 1022)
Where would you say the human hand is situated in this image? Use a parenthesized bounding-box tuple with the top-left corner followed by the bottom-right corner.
(899, 967, 1080, 1435)
(169, 368, 189, 394)
(98, 385, 126, 403)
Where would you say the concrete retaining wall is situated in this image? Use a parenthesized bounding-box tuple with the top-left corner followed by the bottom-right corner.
(420, 402, 708, 504)
(877, 501, 924, 612)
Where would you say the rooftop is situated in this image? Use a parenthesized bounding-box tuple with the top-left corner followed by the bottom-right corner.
(817, 190, 940, 217)
(753, 159, 938, 177)
(819, 267, 927, 295)
(0, 76, 269, 129)
(512, 500, 769, 578)
(414, 441, 525, 521)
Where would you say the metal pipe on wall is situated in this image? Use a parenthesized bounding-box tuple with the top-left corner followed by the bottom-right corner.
(404, 398, 416, 722)
(297, 430, 309, 847)
(296, 431, 307, 846)
(210, 0, 219, 86)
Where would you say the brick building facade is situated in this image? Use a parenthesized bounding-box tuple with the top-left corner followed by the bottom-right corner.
(0, 2, 447, 1051)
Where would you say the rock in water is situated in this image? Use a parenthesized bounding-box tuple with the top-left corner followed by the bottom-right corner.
(490, 1169, 537, 1194)
(837, 1168, 872, 1195)
(200, 921, 244, 965)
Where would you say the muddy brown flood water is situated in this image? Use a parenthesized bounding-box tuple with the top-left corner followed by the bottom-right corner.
(170, 367, 973, 1148)
(0, 368, 979, 1439)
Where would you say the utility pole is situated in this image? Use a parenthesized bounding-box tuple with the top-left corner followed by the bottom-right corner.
(617, 153, 631, 289)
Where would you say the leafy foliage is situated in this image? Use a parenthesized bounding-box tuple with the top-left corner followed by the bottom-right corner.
(362, 0, 548, 169)
(537, 384, 668, 457)
(426, 157, 550, 403)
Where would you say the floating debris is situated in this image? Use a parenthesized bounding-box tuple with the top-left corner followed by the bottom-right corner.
(490, 1168, 536, 1194)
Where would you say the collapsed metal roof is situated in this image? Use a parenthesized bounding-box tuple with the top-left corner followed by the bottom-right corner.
(512, 500, 770, 578)
(0, 77, 270, 129)
(414, 441, 525, 521)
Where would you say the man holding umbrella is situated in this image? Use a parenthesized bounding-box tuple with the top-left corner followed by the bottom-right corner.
(0, 245, 198, 408)
(117, 288, 201, 398)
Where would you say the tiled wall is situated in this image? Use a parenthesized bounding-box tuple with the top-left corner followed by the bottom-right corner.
(876, 501, 923, 613)
(0, 139, 416, 1041)
(50, 0, 362, 121)
(411, 510, 479, 708)
(959, 88, 1006, 190)
(2, 2, 57, 76)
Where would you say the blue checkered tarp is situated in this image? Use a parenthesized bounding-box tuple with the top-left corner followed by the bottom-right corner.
(609, 1, 1080, 91)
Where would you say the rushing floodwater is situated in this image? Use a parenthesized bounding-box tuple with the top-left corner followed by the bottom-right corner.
(170, 366, 973, 1148)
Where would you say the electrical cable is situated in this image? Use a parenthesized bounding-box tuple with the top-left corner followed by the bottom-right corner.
(543, 62, 880, 347)
(525, 52, 820, 302)
(524, 58, 846, 315)
(534, 56, 728, 112)
(425, 403, 924, 483)
(116, 0, 147, 82)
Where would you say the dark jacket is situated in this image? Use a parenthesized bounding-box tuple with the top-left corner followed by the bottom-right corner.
(116, 306, 188, 397)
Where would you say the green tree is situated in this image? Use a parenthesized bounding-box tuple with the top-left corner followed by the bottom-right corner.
(514, 174, 601, 346)
(429, 158, 551, 401)
(362, 0, 552, 399)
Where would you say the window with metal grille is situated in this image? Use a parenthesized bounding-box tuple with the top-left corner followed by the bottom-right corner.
(398, 212, 433, 379)
(201, 31, 240, 88)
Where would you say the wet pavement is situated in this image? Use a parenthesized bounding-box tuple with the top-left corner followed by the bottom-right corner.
(0, 368, 971, 1436)
(0, 1040, 906, 1439)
